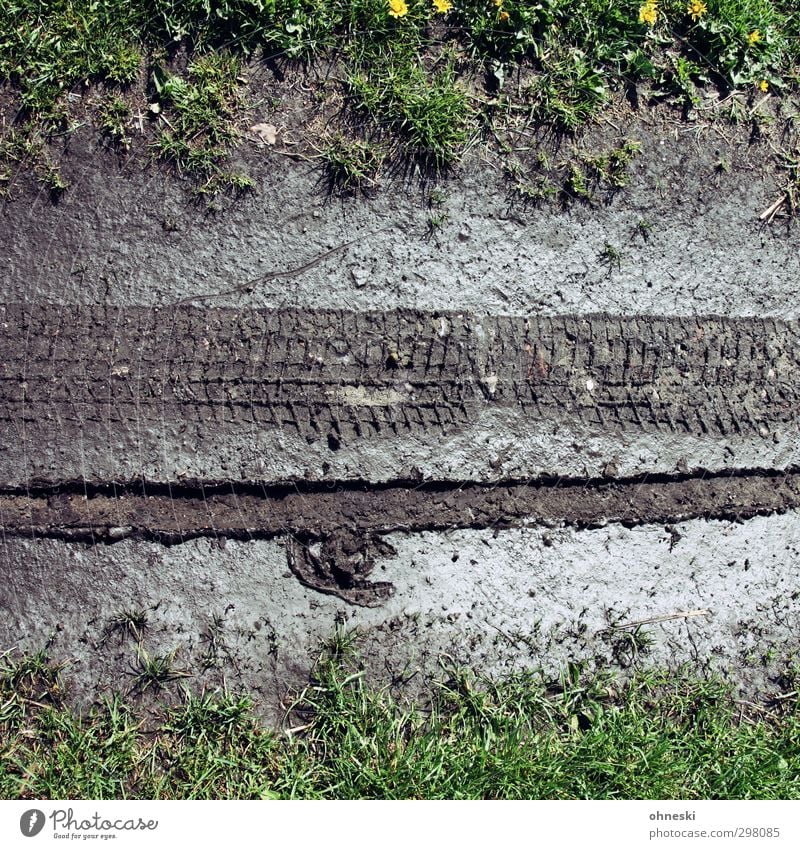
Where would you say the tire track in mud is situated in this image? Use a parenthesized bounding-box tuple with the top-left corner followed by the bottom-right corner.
(2, 469, 800, 544)
(1, 305, 797, 453)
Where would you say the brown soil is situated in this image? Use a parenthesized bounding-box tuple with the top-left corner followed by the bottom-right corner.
(2, 469, 799, 544)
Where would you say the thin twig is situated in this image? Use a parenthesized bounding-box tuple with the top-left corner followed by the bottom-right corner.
(607, 609, 712, 630)
(759, 194, 786, 222)
(171, 228, 385, 307)
(772, 690, 798, 701)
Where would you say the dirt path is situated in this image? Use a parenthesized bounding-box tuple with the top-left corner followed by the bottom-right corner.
(4, 511, 799, 719)
(2, 124, 800, 711)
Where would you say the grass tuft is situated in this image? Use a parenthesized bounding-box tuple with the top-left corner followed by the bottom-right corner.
(98, 96, 133, 149)
(150, 52, 248, 188)
(347, 53, 471, 169)
(105, 607, 149, 643)
(318, 133, 384, 192)
(129, 647, 190, 696)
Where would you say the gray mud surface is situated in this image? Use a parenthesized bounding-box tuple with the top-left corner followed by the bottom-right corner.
(3, 511, 799, 722)
(2, 120, 799, 318)
(2, 112, 800, 712)
(2, 305, 798, 484)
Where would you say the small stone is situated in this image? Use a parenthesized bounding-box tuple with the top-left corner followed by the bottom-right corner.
(350, 267, 369, 288)
(603, 461, 619, 478)
(483, 374, 499, 397)
(250, 122, 277, 144)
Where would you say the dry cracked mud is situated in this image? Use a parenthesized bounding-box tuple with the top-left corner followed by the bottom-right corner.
(2, 112, 800, 716)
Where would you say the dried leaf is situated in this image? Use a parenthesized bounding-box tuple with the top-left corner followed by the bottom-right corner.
(250, 122, 277, 145)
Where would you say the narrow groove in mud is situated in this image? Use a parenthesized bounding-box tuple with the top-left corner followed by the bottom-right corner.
(2, 469, 800, 544)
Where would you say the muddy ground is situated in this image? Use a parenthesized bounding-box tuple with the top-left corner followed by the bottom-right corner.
(3, 513, 799, 724)
(4, 471, 800, 543)
(3, 108, 800, 317)
(1, 99, 799, 717)
(2, 305, 798, 483)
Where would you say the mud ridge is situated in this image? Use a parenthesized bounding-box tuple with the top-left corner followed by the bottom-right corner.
(1, 306, 797, 453)
(2, 469, 800, 545)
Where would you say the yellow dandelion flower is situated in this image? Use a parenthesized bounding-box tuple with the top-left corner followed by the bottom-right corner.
(494, 0, 504, 7)
(388, 0, 409, 18)
(638, 2, 658, 26)
(759, 79, 769, 92)
(432, 0, 452, 11)
(747, 29, 761, 46)
(499, 10, 510, 22)
(687, 0, 707, 22)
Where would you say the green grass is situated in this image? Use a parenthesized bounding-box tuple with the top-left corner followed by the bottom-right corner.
(150, 52, 252, 191)
(318, 133, 385, 192)
(128, 647, 190, 696)
(98, 96, 133, 148)
(504, 138, 642, 207)
(0, 0, 799, 197)
(1, 641, 799, 800)
(347, 52, 471, 167)
(104, 607, 149, 642)
(0, 0, 142, 115)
